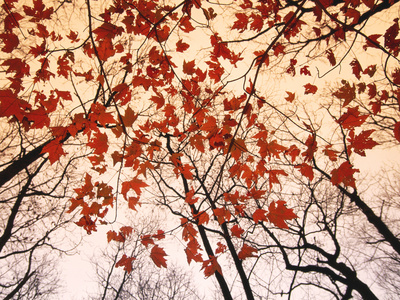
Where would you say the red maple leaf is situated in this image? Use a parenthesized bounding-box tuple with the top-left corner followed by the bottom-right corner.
(266, 169, 288, 190)
(179, 15, 195, 33)
(333, 80, 356, 107)
(285, 91, 295, 102)
(232, 13, 249, 32)
(253, 208, 267, 224)
(238, 243, 258, 260)
(337, 106, 368, 129)
(295, 163, 314, 181)
(202, 256, 222, 277)
(116, 254, 136, 273)
(304, 83, 318, 94)
(216, 242, 227, 254)
(150, 245, 167, 268)
(347, 129, 379, 156)
(41, 138, 67, 164)
(330, 161, 359, 188)
(0, 33, 19, 53)
(121, 177, 148, 199)
(176, 39, 190, 52)
(267, 200, 297, 229)
(231, 224, 245, 237)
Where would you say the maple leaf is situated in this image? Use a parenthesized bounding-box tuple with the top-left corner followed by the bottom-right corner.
(229, 138, 248, 160)
(304, 83, 318, 94)
(326, 49, 336, 66)
(121, 177, 148, 199)
(295, 163, 314, 181)
(87, 132, 108, 155)
(150, 245, 167, 268)
(216, 242, 227, 254)
(202, 256, 222, 277)
(323, 145, 339, 161)
(238, 243, 258, 260)
(350, 59, 363, 79)
(232, 13, 249, 32)
(253, 209, 267, 224)
(213, 207, 231, 225)
(231, 224, 245, 238)
(176, 39, 190, 52)
(97, 39, 115, 61)
(41, 138, 67, 164)
(300, 66, 311, 76)
(266, 169, 288, 190)
(267, 200, 297, 229)
(333, 80, 356, 107)
(0, 33, 19, 53)
(302, 134, 318, 162)
(194, 211, 210, 225)
(23, 0, 53, 21)
(347, 129, 379, 156)
(337, 106, 368, 129)
(183, 60, 196, 75)
(285, 91, 295, 102)
(185, 188, 199, 205)
(330, 161, 359, 188)
(141, 234, 155, 247)
(250, 13, 263, 32)
(179, 15, 195, 33)
(107, 230, 123, 243)
(116, 254, 136, 273)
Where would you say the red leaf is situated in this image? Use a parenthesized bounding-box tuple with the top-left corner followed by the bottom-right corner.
(23, 0, 53, 21)
(326, 49, 336, 66)
(176, 39, 190, 52)
(266, 169, 288, 190)
(141, 234, 155, 247)
(300, 66, 311, 76)
(121, 177, 148, 199)
(347, 129, 379, 156)
(202, 256, 222, 277)
(150, 245, 167, 268)
(185, 188, 199, 205)
(41, 138, 66, 164)
(295, 163, 314, 181)
(97, 39, 115, 61)
(304, 83, 318, 94)
(150, 94, 165, 109)
(238, 243, 258, 260)
(194, 211, 210, 225)
(337, 106, 368, 129)
(333, 80, 356, 107)
(253, 208, 267, 224)
(231, 224, 244, 238)
(216, 242, 227, 254)
(323, 145, 339, 161)
(285, 91, 295, 102)
(87, 132, 108, 155)
(267, 200, 297, 229)
(350, 59, 363, 79)
(179, 15, 195, 33)
(183, 60, 196, 75)
(330, 161, 359, 188)
(116, 254, 136, 273)
(0, 33, 19, 52)
(232, 13, 249, 32)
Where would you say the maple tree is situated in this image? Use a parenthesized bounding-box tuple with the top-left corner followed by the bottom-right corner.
(1, 0, 400, 298)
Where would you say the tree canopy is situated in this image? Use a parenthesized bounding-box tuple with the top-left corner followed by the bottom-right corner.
(1, 0, 400, 298)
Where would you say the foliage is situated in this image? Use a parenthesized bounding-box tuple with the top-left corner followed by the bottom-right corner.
(1, 0, 400, 298)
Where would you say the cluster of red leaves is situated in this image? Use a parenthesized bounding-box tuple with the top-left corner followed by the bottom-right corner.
(1, 0, 398, 279)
